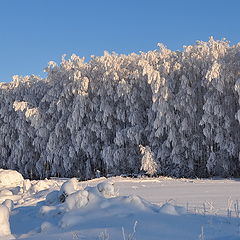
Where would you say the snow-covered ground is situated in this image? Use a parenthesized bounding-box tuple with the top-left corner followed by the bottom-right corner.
(0, 169, 240, 240)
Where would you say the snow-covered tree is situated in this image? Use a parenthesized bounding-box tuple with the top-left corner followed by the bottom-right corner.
(139, 145, 158, 176)
(0, 38, 240, 179)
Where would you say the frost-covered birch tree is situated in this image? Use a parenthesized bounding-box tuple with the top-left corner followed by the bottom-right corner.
(0, 38, 240, 179)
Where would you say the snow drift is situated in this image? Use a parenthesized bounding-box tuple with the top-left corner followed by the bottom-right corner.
(0, 169, 238, 239)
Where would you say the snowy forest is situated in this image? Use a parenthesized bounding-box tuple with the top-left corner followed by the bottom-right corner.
(1, 38, 240, 179)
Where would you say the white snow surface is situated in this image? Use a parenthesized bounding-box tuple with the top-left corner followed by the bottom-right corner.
(0, 204, 15, 239)
(0, 169, 24, 188)
(0, 170, 239, 239)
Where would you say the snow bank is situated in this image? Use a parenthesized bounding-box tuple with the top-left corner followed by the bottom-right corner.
(59, 180, 155, 214)
(0, 169, 24, 188)
(59, 180, 161, 229)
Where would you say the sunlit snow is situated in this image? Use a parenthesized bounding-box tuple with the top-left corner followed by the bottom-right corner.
(0, 170, 239, 239)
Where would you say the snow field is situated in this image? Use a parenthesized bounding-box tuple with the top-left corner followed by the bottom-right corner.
(0, 170, 239, 239)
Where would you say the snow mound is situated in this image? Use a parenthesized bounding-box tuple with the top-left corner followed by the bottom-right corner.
(58, 178, 79, 202)
(0, 169, 24, 188)
(65, 190, 89, 210)
(59, 182, 160, 229)
(124, 194, 150, 211)
(97, 181, 116, 198)
(160, 203, 179, 215)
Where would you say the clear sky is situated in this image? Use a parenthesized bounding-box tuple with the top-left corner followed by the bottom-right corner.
(0, 0, 239, 82)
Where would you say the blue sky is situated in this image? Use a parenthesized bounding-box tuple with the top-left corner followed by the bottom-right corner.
(0, 0, 239, 82)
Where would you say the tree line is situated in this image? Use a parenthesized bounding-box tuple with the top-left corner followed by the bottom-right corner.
(1, 37, 240, 179)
